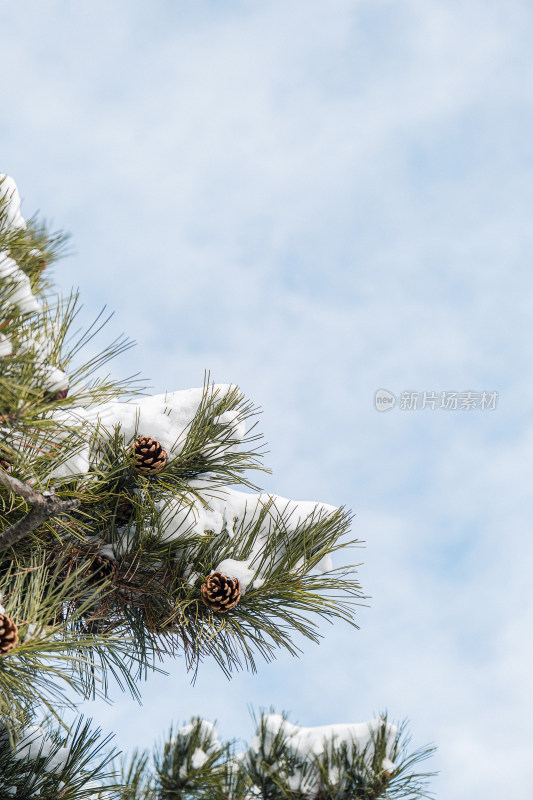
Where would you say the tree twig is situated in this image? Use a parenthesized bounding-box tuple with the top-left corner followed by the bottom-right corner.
(0, 470, 42, 502)
(0, 469, 80, 553)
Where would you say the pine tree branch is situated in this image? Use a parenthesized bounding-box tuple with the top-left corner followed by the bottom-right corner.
(0, 470, 41, 502)
(0, 470, 80, 552)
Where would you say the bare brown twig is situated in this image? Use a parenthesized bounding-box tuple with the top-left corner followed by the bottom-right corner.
(0, 469, 80, 553)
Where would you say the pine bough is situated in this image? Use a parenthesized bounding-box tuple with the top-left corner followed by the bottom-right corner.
(0, 176, 435, 798)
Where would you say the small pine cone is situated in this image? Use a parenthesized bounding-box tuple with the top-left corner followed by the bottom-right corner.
(201, 571, 241, 613)
(88, 554, 119, 585)
(132, 435, 167, 475)
(0, 613, 19, 655)
(115, 496, 135, 526)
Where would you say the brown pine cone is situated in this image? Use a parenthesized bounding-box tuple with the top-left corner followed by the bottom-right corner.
(87, 554, 119, 585)
(115, 496, 135, 526)
(201, 571, 241, 613)
(132, 435, 167, 475)
(0, 612, 19, 655)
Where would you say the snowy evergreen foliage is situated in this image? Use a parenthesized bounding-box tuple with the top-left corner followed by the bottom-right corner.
(0, 717, 117, 799)
(114, 713, 435, 800)
(0, 176, 435, 797)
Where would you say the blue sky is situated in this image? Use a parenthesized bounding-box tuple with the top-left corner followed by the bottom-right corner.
(2, 2, 533, 797)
